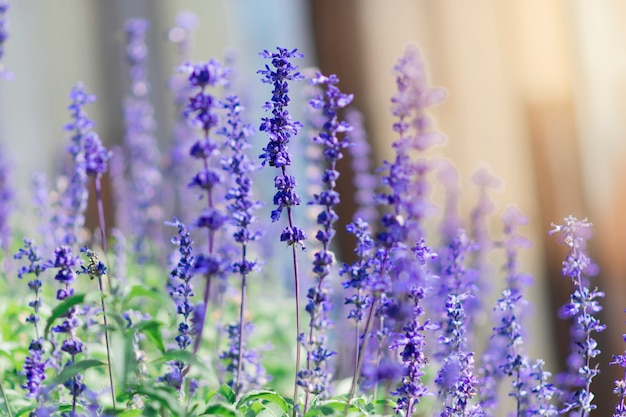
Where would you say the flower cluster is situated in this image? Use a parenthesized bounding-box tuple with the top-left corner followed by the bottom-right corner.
(48, 245, 87, 402)
(258, 48, 307, 246)
(435, 293, 483, 416)
(15, 239, 50, 399)
(298, 72, 353, 396)
(120, 18, 163, 259)
(162, 218, 196, 391)
(0, 147, 12, 250)
(167, 13, 199, 224)
(59, 83, 97, 247)
(345, 109, 377, 224)
(181, 59, 230, 355)
(549, 216, 605, 414)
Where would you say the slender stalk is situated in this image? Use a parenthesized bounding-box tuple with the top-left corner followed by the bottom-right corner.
(94, 175, 117, 410)
(285, 201, 302, 417)
(0, 377, 13, 417)
(347, 296, 377, 403)
(191, 128, 215, 356)
(235, 261, 247, 397)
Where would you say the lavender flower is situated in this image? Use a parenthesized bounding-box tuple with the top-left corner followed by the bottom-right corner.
(167, 219, 196, 351)
(48, 245, 87, 408)
(219, 322, 268, 393)
(527, 359, 559, 416)
(166, 13, 199, 224)
(467, 168, 501, 321)
(549, 216, 605, 415)
(299, 72, 352, 399)
(611, 335, 626, 416)
(0, 147, 12, 250)
(258, 46, 307, 409)
(379, 45, 446, 240)
(180, 59, 229, 355)
(122, 18, 163, 260)
(219, 93, 265, 395)
(0, 1, 12, 79)
(345, 109, 377, 224)
(59, 83, 96, 247)
(435, 293, 483, 416)
(436, 159, 463, 245)
(161, 218, 196, 392)
(389, 273, 435, 415)
(479, 206, 533, 413)
(15, 239, 50, 398)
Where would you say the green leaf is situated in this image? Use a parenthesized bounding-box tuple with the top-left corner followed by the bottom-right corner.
(304, 399, 363, 417)
(44, 293, 86, 337)
(116, 409, 144, 417)
(218, 384, 236, 404)
(44, 359, 105, 391)
(133, 385, 184, 415)
(14, 405, 36, 417)
(136, 320, 165, 353)
(236, 390, 290, 414)
(200, 404, 241, 417)
(124, 285, 167, 306)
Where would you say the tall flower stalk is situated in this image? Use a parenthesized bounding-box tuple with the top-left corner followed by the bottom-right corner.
(15, 239, 50, 400)
(65, 82, 116, 409)
(258, 47, 307, 413)
(122, 18, 163, 260)
(49, 246, 85, 414)
(161, 218, 196, 396)
(181, 60, 229, 355)
(299, 73, 352, 410)
(348, 45, 445, 404)
(549, 216, 605, 416)
(219, 94, 263, 396)
(0, 147, 12, 252)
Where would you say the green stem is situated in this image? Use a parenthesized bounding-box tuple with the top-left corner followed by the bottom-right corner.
(0, 377, 13, 417)
(94, 175, 117, 410)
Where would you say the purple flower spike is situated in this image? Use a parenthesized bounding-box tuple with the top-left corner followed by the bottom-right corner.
(549, 216, 605, 415)
(0, 148, 13, 249)
(345, 109, 377, 224)
(15, 239, 51, 399)
(60, 83, 99, 247)
(259, 46, 307, 409)
(122, 18, 163, 260)
(48, 245, 87, 404)
(161, 218, 198, 392)
(300, 72, 352, 398)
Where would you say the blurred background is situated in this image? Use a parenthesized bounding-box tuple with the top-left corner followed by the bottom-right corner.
(1, 0, 625, 414)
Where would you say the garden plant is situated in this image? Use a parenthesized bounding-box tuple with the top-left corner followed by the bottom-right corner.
(0, 6, 625, 417)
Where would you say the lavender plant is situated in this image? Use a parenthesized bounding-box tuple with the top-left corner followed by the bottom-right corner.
(258, 46, 307, 411)
(180, 59, 229, 357)
(121, 18, 163, 260)
(219, 94, 264, 396)
(299, 72, 353, 408)
(0, 147, 12, 251)
(48, 245, 86, 413)
(15, 239, 49, 400)
(161, 218, 196, 394)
